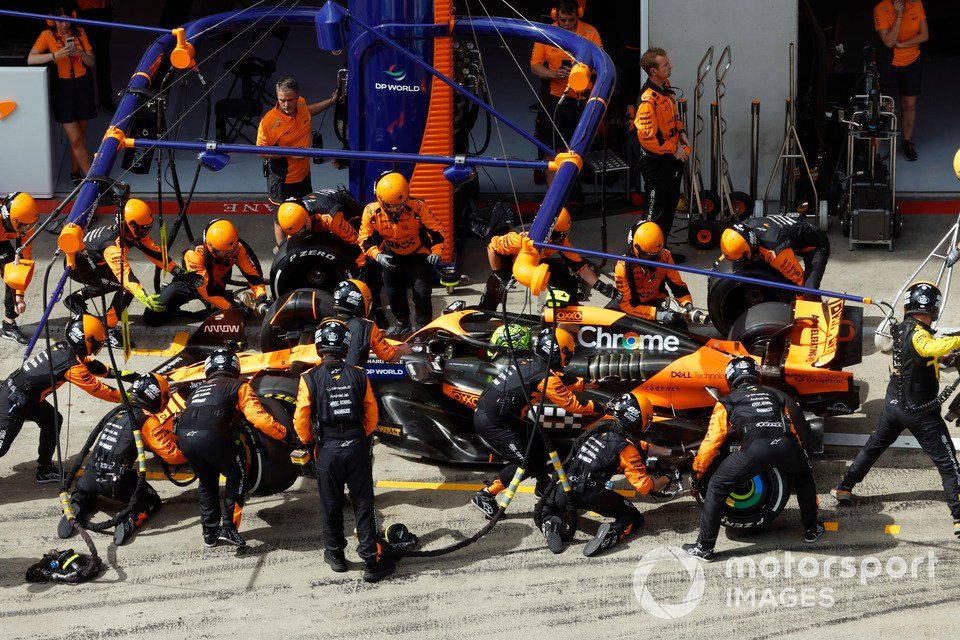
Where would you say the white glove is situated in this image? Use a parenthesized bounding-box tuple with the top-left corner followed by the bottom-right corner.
(376, 253, 395, 269)
(426, 253, 440, 266)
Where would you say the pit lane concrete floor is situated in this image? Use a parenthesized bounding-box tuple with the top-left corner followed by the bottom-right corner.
(1, 211, 960, 639)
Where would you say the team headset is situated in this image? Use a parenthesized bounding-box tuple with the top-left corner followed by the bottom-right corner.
(550, 0, 585, 20)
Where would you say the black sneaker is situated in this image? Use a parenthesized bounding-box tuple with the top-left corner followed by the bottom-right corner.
(217, 526, 246, 548)
(36, 464, 60, 485)
(804, 521, 826, 544)
(363, 558, 396, 583)
(902, 140, 918, 162)
(471, 490, 499, 520)
(387, 322, 412, 339)
(324, 549, 348, 573)
(542, 516, 564, 554)
(202, 528, 219, 548)
(583, 523, 622, 557)
(114, 515, 137, 546)
(1, 322, 29, 345)
(57, 515, 77, 539)
(681, 542, 715, 563)
(831, 483, 854, 504)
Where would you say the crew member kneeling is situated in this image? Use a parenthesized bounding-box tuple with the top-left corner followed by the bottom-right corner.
(0, 315, 120, 483)
(178, 349, 287, 549)
(143, 220, 269, 325)
(684, 357, 823, 561)
(537, 391, 673, 557)
(57, 373, 183, 545)
(480, 207, 618, 310)
(472, 328, 600, 518)
(357, 172, 445, 336)
(719, 215, 830, 290)
(293, 319, 395, 582)
(832, 282, 960, 538)
(615, 221, 707, 326)
(0, 192, 40, 344)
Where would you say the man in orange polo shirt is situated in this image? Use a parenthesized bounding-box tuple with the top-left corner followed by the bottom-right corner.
(257, 76, 338, 246)
(530, 1, 602, 185)
(874, 0, 928, 161)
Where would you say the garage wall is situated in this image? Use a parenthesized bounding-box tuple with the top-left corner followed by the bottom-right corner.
(646, 0, 798, 201)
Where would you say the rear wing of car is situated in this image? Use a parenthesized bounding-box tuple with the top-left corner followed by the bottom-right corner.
(786, 299, 863, 370)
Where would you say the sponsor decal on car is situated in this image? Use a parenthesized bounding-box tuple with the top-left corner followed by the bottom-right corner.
(375, 424, 402, 437)
(577, 326, 680, 351)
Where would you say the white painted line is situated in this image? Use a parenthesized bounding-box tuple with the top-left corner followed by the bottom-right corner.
(824, 432, 960, 450)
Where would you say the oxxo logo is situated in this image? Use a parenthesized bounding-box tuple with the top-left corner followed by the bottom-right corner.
(578, 326, 680, 351)
(376, 64, 421, 93)
(633, 546, 706, 619)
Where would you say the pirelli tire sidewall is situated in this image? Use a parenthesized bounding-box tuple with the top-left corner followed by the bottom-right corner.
(725, 301, 793, 357)
(707, 260, 795, 336)
(237, 375, 299, 497)
(270, 233, 358, 298)
(696, 462, 793, 531)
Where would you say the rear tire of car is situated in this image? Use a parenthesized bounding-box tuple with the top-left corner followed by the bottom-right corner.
(726, 301, 793, 357)
(707, 260, 795, 336)
(270, 233, 359, 299)
(243, 376, 300, 497)
(695, 466, 792, 531)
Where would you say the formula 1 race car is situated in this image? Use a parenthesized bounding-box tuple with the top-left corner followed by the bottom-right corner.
(132, 290, 862, 530)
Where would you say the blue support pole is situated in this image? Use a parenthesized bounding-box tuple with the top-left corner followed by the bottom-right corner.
(24, 268, 72, 359)
(126, 138, 550, 170)
(535, 241, 872, 304)
(0, 9, 170, 35)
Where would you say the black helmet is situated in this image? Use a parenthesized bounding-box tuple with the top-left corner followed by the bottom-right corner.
(130, 373, 171, 414)
(903, 281, 942, 322)
(332, 279, 372, 318)
(204, 348, 240, 378)
(725, 356, 760, 389)
(609, 391, 654, 438)
(315, 318, 351, 355)
(533, 327, 576, 369)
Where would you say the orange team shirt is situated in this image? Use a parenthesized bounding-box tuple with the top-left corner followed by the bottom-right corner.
(256, 96, 312, 184)
(530, 21, 603, 99)
(874, 0, 926, 67)
(32, 29, 93, 80)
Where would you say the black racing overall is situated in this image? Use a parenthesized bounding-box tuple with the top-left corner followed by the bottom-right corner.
(473, 359, 552, 490)
(747, 215, 830, 288)
(177, 376, 247, 534)
(304, 361, 379, 565)
(341, 315, 374, 367)
(842, 317, 960, 519)
(697, 384, 819, 550)
(63, 223, 134, 321)
(538, 420, 644, 536)
(0, 343, 81, 464)
(72, 407, 161, 526)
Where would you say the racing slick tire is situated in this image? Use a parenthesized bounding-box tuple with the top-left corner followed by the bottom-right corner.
(241, 375, 300, 496)
(696, 465, 792, 531)
(707, 260, 794, 336)
(258, 288, 335, 352)
(725, 301, 793, 357)
(270, 233, 360, 299)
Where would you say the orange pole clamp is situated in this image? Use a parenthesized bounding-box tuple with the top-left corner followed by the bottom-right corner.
(567, 62, 591, 93)
(512, 236, 550, 296)
(58, 223, 85, 269)
(170, 27, 196, 70)
(548, 151, 582, 173)
(3, 259, 34, 295)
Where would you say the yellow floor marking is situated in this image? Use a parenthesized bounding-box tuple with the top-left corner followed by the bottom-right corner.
(131, 331, 189, 357)
(824, 521, 839, 531)
(885, 524, 901, 534)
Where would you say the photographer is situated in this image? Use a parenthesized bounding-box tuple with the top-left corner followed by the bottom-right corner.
(27, 2, 96, 183)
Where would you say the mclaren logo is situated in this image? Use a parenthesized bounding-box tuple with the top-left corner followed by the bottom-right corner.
(578, 326, 680, 352)
(442, 383, 480, 408)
